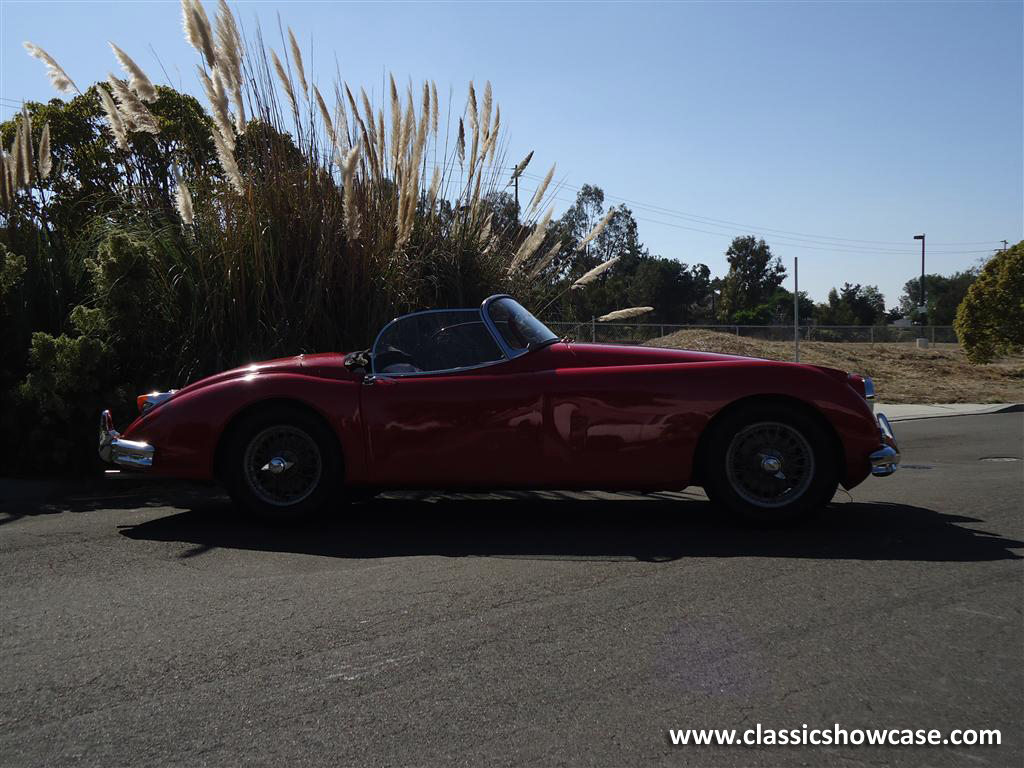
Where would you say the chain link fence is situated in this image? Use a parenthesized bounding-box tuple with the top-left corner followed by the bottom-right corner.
(544, 320, 958, 346)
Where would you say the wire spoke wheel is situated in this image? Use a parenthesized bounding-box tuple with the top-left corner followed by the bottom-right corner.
(242, 425, 323, 507)
(724, 421, 815, 509)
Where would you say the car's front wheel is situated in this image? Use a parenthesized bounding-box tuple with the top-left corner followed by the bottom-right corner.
(702, 403, 838, 525)
(224, 406, 340, 523)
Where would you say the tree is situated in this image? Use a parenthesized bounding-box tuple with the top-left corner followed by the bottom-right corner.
(719, 236, 786, 319)
(897, 271, 978, 325)
(533, 184, 714, 323)
(955, 241, 1024, 363)
(626, 258, 711, 323)
(814, 283, 885, 325)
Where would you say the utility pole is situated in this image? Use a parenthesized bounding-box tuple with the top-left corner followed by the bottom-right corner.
(513, 174, 519, 220)
(793, 256, 800, 362)
(1001, 239, 1008, 252)
(913, 234, 926, 323)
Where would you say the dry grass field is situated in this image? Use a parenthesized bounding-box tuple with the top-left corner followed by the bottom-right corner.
(646, 331, 1024, 404)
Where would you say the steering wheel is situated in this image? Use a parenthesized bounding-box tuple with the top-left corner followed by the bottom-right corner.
(424, 327, 475, 370)
(504, 319, 529, 348)
(374, 347, 417, 371)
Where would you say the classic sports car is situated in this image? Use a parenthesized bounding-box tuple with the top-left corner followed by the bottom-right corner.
(99, 295, 899, 523)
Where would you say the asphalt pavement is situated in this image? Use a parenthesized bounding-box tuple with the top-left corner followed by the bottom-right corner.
(1, 412, 1022, 767)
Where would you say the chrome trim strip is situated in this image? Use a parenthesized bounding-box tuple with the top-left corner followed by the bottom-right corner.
(110, 439, 155, 468)
(366, 358, 511, 379)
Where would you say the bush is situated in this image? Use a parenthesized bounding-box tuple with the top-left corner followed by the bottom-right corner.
(955, 242, 1024, 364)
(3, 4, 604, 473)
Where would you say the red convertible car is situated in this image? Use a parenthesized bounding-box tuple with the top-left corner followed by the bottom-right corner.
(99, 295, 899, 523)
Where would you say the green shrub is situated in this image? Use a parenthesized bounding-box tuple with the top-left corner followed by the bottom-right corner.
(2, 5, 589, 473)
(955, 242, 1024, 364)
(17, 308, 124, 472)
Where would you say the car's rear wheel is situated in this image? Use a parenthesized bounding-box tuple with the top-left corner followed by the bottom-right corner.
(224, 406, 340, 523)
(702, 403, 838, 525)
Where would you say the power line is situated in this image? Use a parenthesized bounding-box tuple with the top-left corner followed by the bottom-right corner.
(0, 103, 1009, 255)
(516, 169, 1004, 249)
(423, 156, 1007, 252)
(423, 154, 1002, 255)
(513, 181, 1000, 256)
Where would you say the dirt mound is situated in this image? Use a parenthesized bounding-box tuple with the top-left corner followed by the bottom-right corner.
(645, 331, 1024, 404)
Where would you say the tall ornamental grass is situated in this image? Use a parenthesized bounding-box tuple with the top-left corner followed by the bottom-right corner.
(1, 0, 617, 471)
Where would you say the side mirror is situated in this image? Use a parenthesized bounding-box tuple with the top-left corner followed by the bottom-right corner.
(344, 350, 370, 372)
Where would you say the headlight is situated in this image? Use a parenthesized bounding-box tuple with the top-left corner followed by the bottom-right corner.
(136, 390, 177, 414)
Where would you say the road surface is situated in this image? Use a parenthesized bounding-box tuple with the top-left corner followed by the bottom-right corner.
(2, 412, 1022, 767)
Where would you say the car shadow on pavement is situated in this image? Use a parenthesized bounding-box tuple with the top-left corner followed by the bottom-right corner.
(115, 490, 1024, 563)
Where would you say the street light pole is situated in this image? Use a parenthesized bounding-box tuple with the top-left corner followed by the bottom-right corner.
(793, 256, 800, 362)
(913, 234, 926, 322)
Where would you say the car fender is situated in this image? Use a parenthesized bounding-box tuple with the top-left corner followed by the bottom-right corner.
(119, 373, 364, 482)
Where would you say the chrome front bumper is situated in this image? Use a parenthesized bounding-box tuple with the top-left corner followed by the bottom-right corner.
(98, 410, 154, 469)
(869, 412, 900, 477)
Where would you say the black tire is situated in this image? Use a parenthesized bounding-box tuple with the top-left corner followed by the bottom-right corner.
(701, 402, 838, 525)
(223, 405, 341, 524)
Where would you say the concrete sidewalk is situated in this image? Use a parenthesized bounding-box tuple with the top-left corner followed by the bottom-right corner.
(880, 402, 1022, 422)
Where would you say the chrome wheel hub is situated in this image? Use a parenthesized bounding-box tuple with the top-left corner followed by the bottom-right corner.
(725, 421, 815, 508)
(262, 456, 293, 475)
(243, 426, 322, 506)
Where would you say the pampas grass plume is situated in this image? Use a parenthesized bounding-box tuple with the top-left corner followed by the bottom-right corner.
(109, 42, 157, 102)
(528, 242, 561, 280)
(271, 50, 297, 115)
(287, 27, 308, 96)
(571, 256, 619, 290)
(172, 163, 194, 225)
(342, 143, 361, 238)
(576, 208, 614, 252)
(512, 151, 533, 180)
(182, 0, 216, 68)
(507, 206, 553, 274)
(211, 125, 243, 193)
(598, 307, 654, 322)
(527, 163, 554, 213)
(38, 122, 52, 179)
(98, 84, 129, 148)
(23, 42, 80, 94)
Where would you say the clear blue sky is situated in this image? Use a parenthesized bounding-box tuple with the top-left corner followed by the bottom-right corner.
(2, 0, 1021, 308)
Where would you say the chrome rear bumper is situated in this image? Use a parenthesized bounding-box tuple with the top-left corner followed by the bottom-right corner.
(869, 412, 900, 477)
(98, 410, 154, 469)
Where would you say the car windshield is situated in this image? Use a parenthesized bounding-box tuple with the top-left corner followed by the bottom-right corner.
(485, 297, 558, 353)
(372, 309, 505, 374)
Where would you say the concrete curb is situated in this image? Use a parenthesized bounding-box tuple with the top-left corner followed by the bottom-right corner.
(880, 403, 1023, 422)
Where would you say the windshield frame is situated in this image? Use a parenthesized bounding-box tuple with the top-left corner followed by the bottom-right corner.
(481, 295, 559, 358)
(368, 296, 557, 377)
(369, 308, 507, 376)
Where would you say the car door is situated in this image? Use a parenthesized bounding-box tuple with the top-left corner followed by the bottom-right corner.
(543, 364, 697, 490)
(358, 308, 551, 488)
(359, 366, 552, 488)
